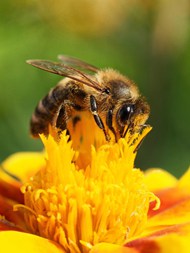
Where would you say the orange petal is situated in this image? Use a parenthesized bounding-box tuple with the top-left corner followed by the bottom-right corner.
(144, 169, 177, 191)
(0, 217, 23, 232)
(148, 196, 190, 230)
(126, 222, 190, 253)
(90, 243, 138, 253)
(0, 178, 23, 203)
(0, 231, 64, 253)
(0, 194, 26, 230)
(148, 169, 190, 218)
(1, 152, 45, 183)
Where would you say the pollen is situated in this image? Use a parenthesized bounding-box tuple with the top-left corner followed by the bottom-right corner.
(20, 125, 158, 253)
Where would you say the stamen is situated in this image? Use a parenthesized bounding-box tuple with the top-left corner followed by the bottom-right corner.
(19, 126, 158, 252)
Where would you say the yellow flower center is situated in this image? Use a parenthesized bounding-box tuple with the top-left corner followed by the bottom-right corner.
(20, 116, 157, 253)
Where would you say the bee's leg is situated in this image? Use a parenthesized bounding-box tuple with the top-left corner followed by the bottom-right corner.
(123, 123, 131, 138)
(133, 125, 149, 153)
(54, 101, 74, 136)
(106, 109, 118, 142)
(55, 100, 83, 135)
(90, 95, 110, 141)
(55, 105, 67, 130)
(47, 103, 67, 138)
(56, 105, 72, 139)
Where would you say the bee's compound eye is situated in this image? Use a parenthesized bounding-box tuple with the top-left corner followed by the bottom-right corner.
(103, 87, 111, 95)
(118, 104, 134, 124)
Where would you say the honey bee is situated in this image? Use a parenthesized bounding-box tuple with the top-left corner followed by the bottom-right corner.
(27, 55, 150, 142)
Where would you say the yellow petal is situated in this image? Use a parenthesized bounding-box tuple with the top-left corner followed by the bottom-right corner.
(144, 169, 177, 191)
(178, 167, 190, 190)
(0, 231, 64, 253)
(154, 231, 190, 253)
(1, 152, 45, 183)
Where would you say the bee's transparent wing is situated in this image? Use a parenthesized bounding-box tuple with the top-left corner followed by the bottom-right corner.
(27, 60, 102, 91)
(58, 55, 99, 73)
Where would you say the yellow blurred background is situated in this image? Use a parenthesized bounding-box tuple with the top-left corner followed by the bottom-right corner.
(0, 0, 189, 176)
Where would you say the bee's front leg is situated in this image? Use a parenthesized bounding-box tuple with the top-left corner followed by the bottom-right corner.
(90, 95, 110, 141)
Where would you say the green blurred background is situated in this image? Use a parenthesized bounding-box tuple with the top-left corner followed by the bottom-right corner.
(0, 0, 189, 177)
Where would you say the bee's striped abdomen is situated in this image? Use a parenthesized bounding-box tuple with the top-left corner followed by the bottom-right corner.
(30, 85, 68, 137)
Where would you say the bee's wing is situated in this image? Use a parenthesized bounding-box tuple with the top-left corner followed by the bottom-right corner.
(58, 55, 99, 73)
(26, 60, 102, 91)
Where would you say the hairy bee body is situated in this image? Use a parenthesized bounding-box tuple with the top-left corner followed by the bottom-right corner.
(31, 78, 87, 137)
(28, 56, 150, 142)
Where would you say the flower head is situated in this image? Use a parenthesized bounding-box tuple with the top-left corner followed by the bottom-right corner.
(19, 123, 157, 253)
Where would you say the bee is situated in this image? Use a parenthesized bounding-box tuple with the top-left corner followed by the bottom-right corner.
(27, 55, 150, 142)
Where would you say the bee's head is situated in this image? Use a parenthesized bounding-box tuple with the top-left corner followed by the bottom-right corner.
(96, 69, 150, 140)
(116, 96, 150, 137)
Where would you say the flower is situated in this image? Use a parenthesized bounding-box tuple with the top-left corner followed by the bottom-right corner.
(0, 116, 190, 252)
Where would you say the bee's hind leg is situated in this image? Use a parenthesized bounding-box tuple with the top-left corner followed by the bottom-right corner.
(50, 103, 70, 138)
